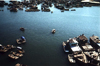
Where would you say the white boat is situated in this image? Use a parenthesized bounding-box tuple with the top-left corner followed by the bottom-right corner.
(52, 29, 55, 33)
(67, 38, 82, 53)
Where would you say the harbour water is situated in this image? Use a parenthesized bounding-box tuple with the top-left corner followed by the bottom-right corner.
(0, 3, 100, 66)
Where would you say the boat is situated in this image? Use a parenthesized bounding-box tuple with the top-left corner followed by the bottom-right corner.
(0, 48, 8, 52)
(73, 51, 89, 66)
(84, 51, 100, 62)
(6, 45, 16, 50)
(20, 27, 25, 31)
(67, 38, 82, 53)
(71, 9, 76, 11)
(68, 54, 76, 63)
(0, 44, 8, 52)
(62, 41, 69, 53)
(8, 54, 19, 60)
(52, 29, 55, 34)
(16, 36, 26, 44)
(15, 63, 27, 66)
(89, 35, 100, 50)
(51, 11, 53, 13)
(77, 34, 95, 51)
(61, 10, 64, 12)
(12, 51, 23, 57)
(10, 8, 17, 12)
(17, 46, 25, 54)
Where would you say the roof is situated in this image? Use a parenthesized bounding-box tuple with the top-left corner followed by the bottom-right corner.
(78, 34, 88, 41)
(90, 35, 99, 43)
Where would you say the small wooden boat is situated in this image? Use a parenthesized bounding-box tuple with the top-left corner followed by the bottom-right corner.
(16, 36, 26, 44)
(6, 45, 16, 50)
(15, 63, 27, 66)
(73, 52, 89, 66)
(51, 11, 53, 13)
(20, 27, 25, 31)
(8, 54, 19, 60)
(52, 29, 55, 34)
(0, 49, 8, 52)
(12, 52, 23, 57)
(62, 41, 69, 52)
(61, 10, 64, 12)
(68, 54, 76, 63)
(0, 44, 8, 52)
(10, 8, 17, 12)
(17, 46, 25, 54)
(71, 9, 76, 11)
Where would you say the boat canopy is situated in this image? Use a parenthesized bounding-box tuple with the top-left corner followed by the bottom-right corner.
(70, 43, 78, 46)
(0, 44, 2, 46)
(71, 46, 82, 52)
(21, 36, 25, 39)
(17, 46, 22, 49)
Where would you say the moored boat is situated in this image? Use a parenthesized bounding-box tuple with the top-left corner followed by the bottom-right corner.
(17, 46, 25, 54)
(0, 44, 8, 52)
(11, 51, 23, 57)
(68, 54, 76, 63)
(15, 63, 27, 66)
(8, 54, 19, 60)
(10, 8, 17, 12)
(71, 9, 76, 11)
(67, 38, 82, 53)
(90, 35, 100, 50)
(73, 51, 89, 66)
(62, 41, 69, 53)
(77, 34, 95, 51)
(16, 36, 26, 44)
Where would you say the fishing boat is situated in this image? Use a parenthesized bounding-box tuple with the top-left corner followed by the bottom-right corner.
(8, 54, 19, 60)
(15, 63, 27, 66)
(52, 29, 55, 34)
(62, 41, 69, 53)
(90, 35, 100, 50)
(16, 36, 26, 44)
(77, 34, 95, 51)
(0, 44, 8, 52)
(20, 27, 25, 31)
(68, 54, 76, 63)
(6, 45, 16, 50)
(67, 38, 82, 53)
(71, 9, 76, 11)
(17, 46, 25, 54)
(73, 51, 89, 66)
(10, 8, 17, 12)
(11, 51, 23, 57)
